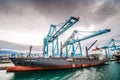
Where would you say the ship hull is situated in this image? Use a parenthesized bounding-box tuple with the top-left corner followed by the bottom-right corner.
(7, 58, 105, 72)
(114, 55, 120, 62)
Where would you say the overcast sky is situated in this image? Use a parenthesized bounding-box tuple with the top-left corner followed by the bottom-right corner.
(0, 0, 120, 47)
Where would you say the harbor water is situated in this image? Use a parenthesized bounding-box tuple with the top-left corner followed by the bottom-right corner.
(0, 61, 120, 80)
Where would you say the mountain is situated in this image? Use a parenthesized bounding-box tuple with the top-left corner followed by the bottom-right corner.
(0, 50, 21, 54)
(0, 40, 41, 52)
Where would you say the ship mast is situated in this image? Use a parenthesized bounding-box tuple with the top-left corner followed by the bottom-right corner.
(28, 45, 32, 58)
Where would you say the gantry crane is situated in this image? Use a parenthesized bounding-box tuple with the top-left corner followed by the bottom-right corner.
(101, 39, 120, 58)
(62, 29, 111, 57)
(62, 30, 82, 57)
(43, 16, 79, 57)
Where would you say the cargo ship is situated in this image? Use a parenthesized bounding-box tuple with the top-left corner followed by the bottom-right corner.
(7, 45, 107, 72)
(7, 57, 106, 72)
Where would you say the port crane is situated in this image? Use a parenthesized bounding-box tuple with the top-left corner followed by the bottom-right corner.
(101, 39, 120, 58)
(43, 16, 79, 57)
(62, 30, 82, 57)
(62, 29, 111, 57)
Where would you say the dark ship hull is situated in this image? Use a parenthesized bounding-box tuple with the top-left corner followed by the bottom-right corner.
(7, 57, 105, 72)
(113, 52, 120, 62)
(114, 55, 120, 62)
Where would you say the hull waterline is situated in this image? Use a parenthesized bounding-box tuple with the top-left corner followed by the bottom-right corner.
(7, 58, 105, 72)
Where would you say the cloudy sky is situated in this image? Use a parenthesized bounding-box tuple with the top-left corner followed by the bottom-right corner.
(0, 0, 120, 48)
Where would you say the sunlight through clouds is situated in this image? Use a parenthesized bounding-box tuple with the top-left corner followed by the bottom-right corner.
(0, 30, 43, 46)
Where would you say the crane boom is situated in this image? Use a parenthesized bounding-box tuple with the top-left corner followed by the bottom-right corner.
(62, 30, 78, 48)
(47, 16, 79, 42)
(68, 29, 111, 45)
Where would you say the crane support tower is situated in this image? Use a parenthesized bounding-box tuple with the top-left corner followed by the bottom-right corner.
(43, 16, 79, 57)
(102, 39, 120, 58)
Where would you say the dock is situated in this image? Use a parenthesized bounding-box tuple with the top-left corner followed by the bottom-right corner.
(0, 63, 14, 70)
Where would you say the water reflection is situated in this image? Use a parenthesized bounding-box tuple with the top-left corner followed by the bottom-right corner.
(11, 69, 76, 80)
(10, 66, 107, 80)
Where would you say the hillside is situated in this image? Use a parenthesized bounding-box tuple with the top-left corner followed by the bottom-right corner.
(0, 40, 41, 52)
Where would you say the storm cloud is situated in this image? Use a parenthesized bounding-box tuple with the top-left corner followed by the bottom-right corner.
(0, 0, 120, 46)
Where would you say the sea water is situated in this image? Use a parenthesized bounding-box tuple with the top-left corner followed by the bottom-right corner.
(0, 61, 120, 80)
